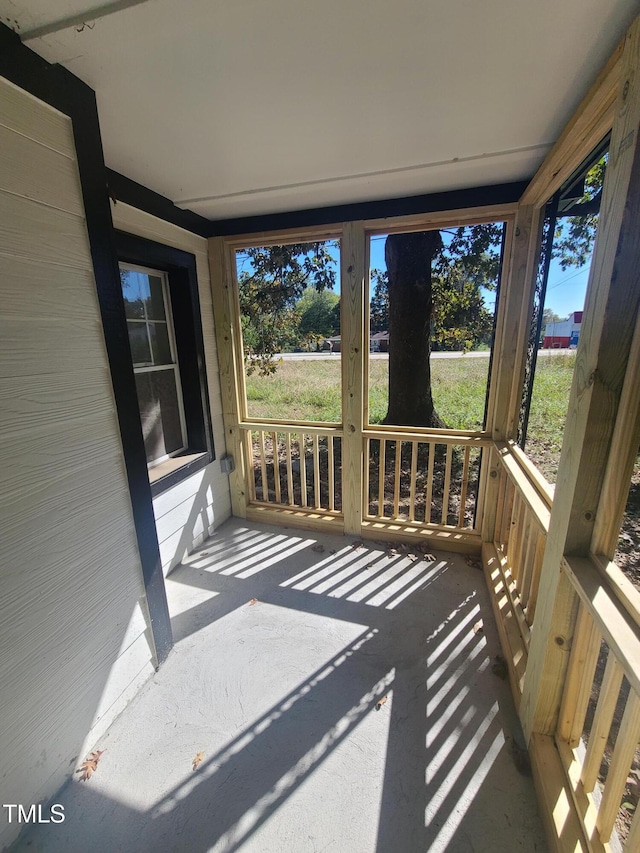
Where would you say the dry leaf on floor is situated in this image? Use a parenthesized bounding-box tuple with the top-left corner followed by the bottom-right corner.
(387, 548, 398, 558)
(192, 751, 204, 771)
(366, 563, 375, 570)
(248, 598, 258, 606)
(465, 555, 482, 570)
(376, 696, 388, 711)
(76, 750, 104, 781)
(408, 553, 418, 561)
(329, 549, 337, 555)
(473, 620, 484, 634)
(199, 551, 209, 557)
(351, 540, 365, 550)
(492, 655, 508, 680)
(312, 544, 325, 553)
(423, 553, 436, 562)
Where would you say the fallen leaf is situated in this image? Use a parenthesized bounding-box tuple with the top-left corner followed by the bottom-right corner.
(473, 620, 484, 634)
(199, 551, 210, 557)
(329, 549, 337, 555)
(366, 563, 375, 570)
(192, 751, 204, 771)
(424, 553, 436, 562)
(376, 696, 388, 711)
(408, 553, 418, 561)
(492, 655, 508, 680)
(351, 540, 365, 550)
(465, 555, 482, 570)
(509, 740, 532, 776)
(248, 598, 258, 606)
(312, 543, 325, 553)
(387, 548, 398, 558)
(76, 750, 104, 781)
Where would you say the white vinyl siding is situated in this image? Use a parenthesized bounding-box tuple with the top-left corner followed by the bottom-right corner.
(0, 76, 155, 850)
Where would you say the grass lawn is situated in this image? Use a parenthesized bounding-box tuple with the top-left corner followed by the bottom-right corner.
(246, 356, 491, 429)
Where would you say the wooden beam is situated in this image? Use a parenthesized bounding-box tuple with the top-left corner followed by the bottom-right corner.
(341, 221, 366, 535)
(521, 38, 623, 208)
(209, 236, 248, 517)
(487, 208, 543, 444)
(520, 17, 640, 740)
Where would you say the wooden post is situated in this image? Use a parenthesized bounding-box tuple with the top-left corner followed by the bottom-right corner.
(482, 210, 542, 541)
(209, 236, 248, 518)
(341, 221, 366, 535)
(521, 17, 640, 741)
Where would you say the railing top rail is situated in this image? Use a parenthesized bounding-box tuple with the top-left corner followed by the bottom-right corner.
(239, 420, 344, 436)
(494, 441, 552, 533)
(365, 424, 491, 440)
(365, 428, 490, 446)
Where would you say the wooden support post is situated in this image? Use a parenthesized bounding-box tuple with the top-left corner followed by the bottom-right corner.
(482, 211, 542, 541)
(521, 18, 640, 741)
(209, 236, 248, 517)
(341, 221, 366, 535)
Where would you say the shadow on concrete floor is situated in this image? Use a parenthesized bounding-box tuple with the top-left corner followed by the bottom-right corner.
(14, 519, 546, 853)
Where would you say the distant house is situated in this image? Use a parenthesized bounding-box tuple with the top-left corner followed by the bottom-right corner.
(542, 311, 583, 348)
(326, 335, 342, 353)
(370, 331, 389, 352)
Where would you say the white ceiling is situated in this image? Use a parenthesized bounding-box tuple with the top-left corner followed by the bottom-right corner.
(2, 0, 638, 220)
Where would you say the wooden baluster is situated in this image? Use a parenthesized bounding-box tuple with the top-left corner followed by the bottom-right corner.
(525, 532, 545, 625)
(299, 433, 307, 508)
(501, 478, 515, 550)
(425, 442, 434, 524)
(458, 445, 470, 528)
(511, 499, 527, 583)
(313, 434, 321, 509)
(581, 652, 624, 793)
(378, 438, 386, 518)
(493, 464, 507, 545)
(626, 792, 640, 851)
(596, 691, 640, 842)
(258, 430, 268, 502)
(272, 432, 281, 504)
(393, 439, 402, 519)
(441, 444, 453, 526)
(518, 522, 535, 608)
(328, 435, 335, 512)
(363, 436, 370, 518)
(506, 492, 521, 576)
(557, 604, 601, 747)
(247, 431, 257, 501)
(286, 431, 294, 506)
(408, 440, 418, 523)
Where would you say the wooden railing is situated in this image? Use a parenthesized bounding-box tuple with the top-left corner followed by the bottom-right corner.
(490, 441, 552, 651)
(363, 430, 489, 537)
(241, 422, 343, 515)
(554, 556, 640, 851)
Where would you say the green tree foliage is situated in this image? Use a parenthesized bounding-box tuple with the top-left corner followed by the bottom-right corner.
(237, 241, 337, 374)
(370, 271, 390, 332)
(553, 155, 606, 269)
(298, 289, 340, 339)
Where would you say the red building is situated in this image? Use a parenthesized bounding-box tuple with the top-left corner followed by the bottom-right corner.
(542, 311, 583, 348)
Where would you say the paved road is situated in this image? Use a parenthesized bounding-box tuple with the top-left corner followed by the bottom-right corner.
(276, 348, 574, 361)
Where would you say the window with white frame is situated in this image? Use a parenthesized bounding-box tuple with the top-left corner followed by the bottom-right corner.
(120, 263, 187, 466)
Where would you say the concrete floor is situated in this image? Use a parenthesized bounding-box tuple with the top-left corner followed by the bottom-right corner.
(16, 519, 547, 853)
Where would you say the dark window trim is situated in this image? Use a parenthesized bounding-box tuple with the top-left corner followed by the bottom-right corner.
(0, 22, 173, 663)
(115, 231, 215, 497)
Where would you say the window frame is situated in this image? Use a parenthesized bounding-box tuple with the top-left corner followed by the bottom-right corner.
(115, 231, 215, 497)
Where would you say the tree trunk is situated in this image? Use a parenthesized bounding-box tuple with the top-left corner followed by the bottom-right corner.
(382, 231, 445, 427)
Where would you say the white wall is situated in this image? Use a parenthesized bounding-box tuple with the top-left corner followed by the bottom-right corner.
(110, 202, 232, 575)
(0, 77, 156, 848)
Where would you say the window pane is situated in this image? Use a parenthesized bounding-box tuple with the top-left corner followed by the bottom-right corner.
(127, 321, 152, 366)
(147, 275, 167, 321)
(149, 322, 172, 364)
(135, 370, 183, 463)
(121, 269, 150, 319)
